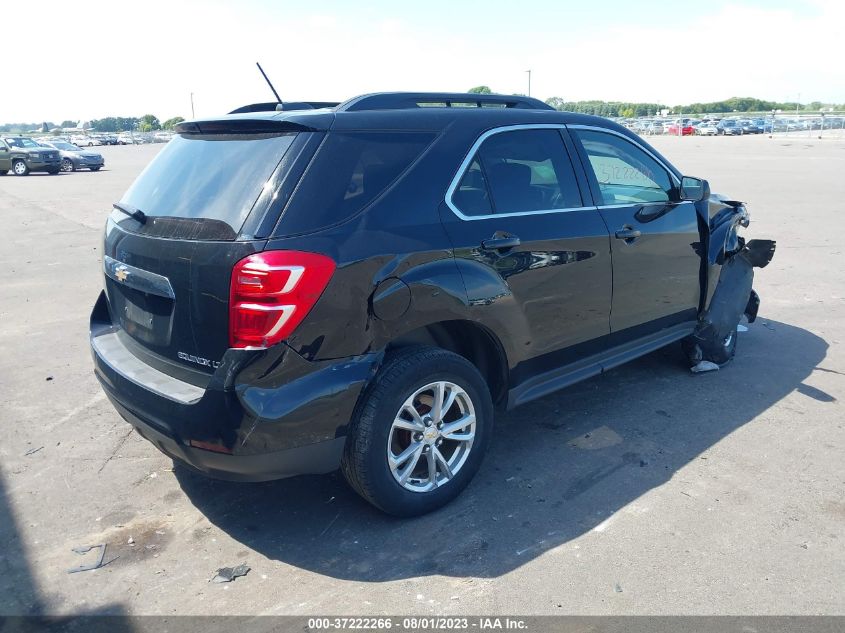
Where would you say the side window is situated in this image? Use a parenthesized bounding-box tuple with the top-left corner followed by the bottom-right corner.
(278, 131, 435, 235)
(451, 129, 582, 216)
(453, 159, 492, 216)
(574, 130, 673, 205)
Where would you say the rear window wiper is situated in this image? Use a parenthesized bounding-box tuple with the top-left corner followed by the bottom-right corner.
(113, 202, 147, 224)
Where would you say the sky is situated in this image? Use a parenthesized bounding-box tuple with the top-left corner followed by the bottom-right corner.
(2, 0, 843, 124)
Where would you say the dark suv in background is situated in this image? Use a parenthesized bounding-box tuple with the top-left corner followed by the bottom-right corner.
(90, 93, 775, 516)
(0, 136, 61, 175)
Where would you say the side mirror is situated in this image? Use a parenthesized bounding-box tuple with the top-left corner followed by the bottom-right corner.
(679, 176, 709, 202)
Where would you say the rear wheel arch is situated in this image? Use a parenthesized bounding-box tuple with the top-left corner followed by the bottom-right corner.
(386, 319, 509, 406)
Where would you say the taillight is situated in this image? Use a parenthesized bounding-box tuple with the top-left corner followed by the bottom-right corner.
(229, 250, 336, 349)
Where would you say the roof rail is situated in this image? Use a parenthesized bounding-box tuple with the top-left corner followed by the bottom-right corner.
(337, 92, 554, 112)
(228, 101, 340, 114)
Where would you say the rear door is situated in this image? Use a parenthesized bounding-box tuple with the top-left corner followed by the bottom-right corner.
(440, 125, 612, 363)
(569, 126, 701, 339)
(102, 126, 318, 375)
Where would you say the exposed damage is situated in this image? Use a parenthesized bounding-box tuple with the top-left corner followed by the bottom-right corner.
(685, 193, 776, 366)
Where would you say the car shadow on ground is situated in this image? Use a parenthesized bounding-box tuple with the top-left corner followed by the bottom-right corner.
(175, 319, 828, 581)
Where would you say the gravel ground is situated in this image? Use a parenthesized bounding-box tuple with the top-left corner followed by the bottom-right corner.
(0, 136, 842, 617)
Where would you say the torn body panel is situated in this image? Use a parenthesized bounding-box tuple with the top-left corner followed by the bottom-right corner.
(697, 195, 751, 312)
(696, 249, 755, 349)
(685, 220, 776, 364)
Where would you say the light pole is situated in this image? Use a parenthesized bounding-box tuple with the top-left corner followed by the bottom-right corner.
(190, 92, 195, 119)
(526, 70, 531, 97)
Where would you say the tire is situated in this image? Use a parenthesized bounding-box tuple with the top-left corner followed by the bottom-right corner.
(12, 159, 29, 176)
(90, 166, 101, 171)
(0, 170, 7, 175)
(47, 168, 60, 175)
(342, 346, 493, 517)
(60, 158, 74, 172)
(684, 324, 738, 366)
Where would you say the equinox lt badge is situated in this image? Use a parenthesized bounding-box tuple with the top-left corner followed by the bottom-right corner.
(177, 352, 221, 369)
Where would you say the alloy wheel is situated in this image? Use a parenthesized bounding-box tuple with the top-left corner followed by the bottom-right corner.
(388, 381, 476, 493)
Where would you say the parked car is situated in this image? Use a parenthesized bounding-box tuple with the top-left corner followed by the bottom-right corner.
(631, 120, 650, 133)
(90, 92, 776, 516)
(646, 121, 664, 135)
(738, 120, 762, 134)
(0, 136, 61, 175)
(751, 119, 768, 132)
(39, 140, 104, 172)
(98, 134, 119, 145)
(70, 135, 102, 147)
(117, 133, 143, 145)
(666, 121, 695, 136)
(695, 122, 719, 136)
(716, 119, 743, 135)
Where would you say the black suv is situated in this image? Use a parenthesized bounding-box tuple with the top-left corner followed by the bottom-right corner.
(90, 92, 775, 516)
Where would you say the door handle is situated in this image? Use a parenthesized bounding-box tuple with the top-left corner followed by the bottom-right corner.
(481, 234, 521, 251)
(614, 227, 642, 241)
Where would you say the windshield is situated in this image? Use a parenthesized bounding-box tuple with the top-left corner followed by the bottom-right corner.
(119, 132, 297, 238)
(4, 138, 40, 148)
(52, 142, 79, 151)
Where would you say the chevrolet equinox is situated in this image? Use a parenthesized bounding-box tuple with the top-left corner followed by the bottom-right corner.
(90, 92, 775, 516)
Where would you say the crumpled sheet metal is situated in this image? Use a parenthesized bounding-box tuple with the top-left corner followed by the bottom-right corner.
(67, 544, 108, 574)
(210, 563, 250, 583)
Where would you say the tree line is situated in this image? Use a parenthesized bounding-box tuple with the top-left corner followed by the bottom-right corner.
(0, 115, 185, 134)
(543, 96, 845, 117)
(467, 87, 844, 117)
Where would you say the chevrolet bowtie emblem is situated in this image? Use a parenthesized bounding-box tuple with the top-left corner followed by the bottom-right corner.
(115, 265, 130, 282)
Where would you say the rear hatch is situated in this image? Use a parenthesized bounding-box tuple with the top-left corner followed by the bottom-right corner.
(101, 116, 325, 379)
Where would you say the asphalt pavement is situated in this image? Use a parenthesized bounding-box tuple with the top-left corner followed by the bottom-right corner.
(0, 136, 842, 616)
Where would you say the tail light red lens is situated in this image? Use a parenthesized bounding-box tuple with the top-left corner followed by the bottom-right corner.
(229, 250, 336, 349)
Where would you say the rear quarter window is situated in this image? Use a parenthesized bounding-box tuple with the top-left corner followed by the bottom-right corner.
(277, 131, 436, 235)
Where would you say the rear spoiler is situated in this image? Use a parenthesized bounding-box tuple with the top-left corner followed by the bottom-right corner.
(174, 119, 318, 135)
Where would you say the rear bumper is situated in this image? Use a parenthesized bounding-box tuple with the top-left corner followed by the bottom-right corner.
(90, 291, 380, 481)
(108, 392, 345, 481)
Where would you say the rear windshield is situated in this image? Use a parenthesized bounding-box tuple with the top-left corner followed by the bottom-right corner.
(118, 133, 297, 239)
(277, 131, 435, 235)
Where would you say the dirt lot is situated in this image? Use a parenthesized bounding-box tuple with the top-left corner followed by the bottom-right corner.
(0, 136, 843, 616)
